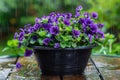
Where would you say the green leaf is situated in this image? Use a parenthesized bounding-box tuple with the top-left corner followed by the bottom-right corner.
(37, 31, 47, 37)
(42, 18, 48, 23)
(72, 43, 77, 48)
(55, 34, 62, 41)
(7, 40, 13, 46)
(30, 39, 36, 44)
(7, 39, 18, 47)
(66, 26, 72, 31)
(61, 35, 73, 41)
(2, 47, 10, 52)
(24, 34, 30, 37)
(46, 34, 51, 37)
(38, 39, 43, 45)
(62, 36, 68, 41)
(76, 37, 81, 41)
(66, 42, 71, 48)
(60, 42, 66, 48)
(74, 27, 79, 30)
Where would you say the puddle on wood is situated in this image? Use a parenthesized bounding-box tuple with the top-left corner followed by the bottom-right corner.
(92, 56, 120, 69)
(92, 56, 120, 80)
(100, 69, 120, 80)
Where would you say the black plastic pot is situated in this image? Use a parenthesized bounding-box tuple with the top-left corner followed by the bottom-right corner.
(34, 45, 95, 75)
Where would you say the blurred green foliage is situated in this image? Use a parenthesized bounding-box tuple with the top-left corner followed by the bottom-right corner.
(2, 39, 25, 56)
(93, 33, 120, 56)
(0, 0, 17, 32)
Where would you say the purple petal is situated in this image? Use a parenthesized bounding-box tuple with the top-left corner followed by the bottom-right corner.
(35, 18, 41, 24)
(33, 23, 41, 30)
(63, 19, 70, 26)
(54, 43, 60, 48)
(50, 26, 60, 35)
(85, 18, 93, 25)
(75, 12, 80, 18)
(88, 34, 92, 43)
(97, 29, 105, 38)
(82, 23, 87, 32)
(79, 18, 85, 24)
(18, 32, 24, 41)
(24, 24, 31, 28)
(18, 42, 22, 48)
(76, 5, 83, 12)
(92, 12, 98, 19)
(16, 62, 22, 69)
(72, 29, 80, 37)
(66, 13, 72, 19)
(24, 49, 33, 57)
(43, 38, 51, 46)
(97, 23, 104, 28)
(84, 12, 90, 18)
(14, 32, 18, 39)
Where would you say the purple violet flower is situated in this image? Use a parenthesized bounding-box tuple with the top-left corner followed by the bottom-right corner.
(84, 12, 90, 18)
(33, 23, 41, 30)
(88, 34, 92, 43)
(35, 18, 41, 24)
(42, 23, 52, 31)
(97, 23, 104, 28)
(49, 12, 55, 16)
(92, 12, 98, 19)
(89, 24, 97, 33)
(28, 27, 35, 33)
(18, 42, 22, 48)
(63, 19, 70, 26)
(97, 29, 105, 38)
(85, 18, 93, 25)
(54, 43, 60, 48)
(19, 28, 24, 32)
(76, 5, 83, 12)
(16, 62, 22, 69)
(32, 36, 38, 41)
(49, 16, 58, 23)
(79, 18, 85, 24)
(18, 32, 24, 41)
(66, 13, 72, 19)
(24, 49, 33, 57)
(43, 38, 51, 45)
(72, 29, 80, 37)
(82, 23, 87, 32)
(14, 32, 18, 39)
(50, 26, 60, 35)
(75, 12, 80, 18)
(24, 24, 31, 28)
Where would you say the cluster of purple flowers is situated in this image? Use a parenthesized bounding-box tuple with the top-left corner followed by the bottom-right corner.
(14, 5, 105, 69)
(14, 5, 104, 52)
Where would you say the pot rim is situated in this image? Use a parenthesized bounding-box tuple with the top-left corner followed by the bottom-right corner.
(33, 44, 97, 50)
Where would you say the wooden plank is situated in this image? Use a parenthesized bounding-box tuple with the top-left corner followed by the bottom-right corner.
(8, 55, 101, 80)
(0, 68, 11, 80)
(92, 55, 120, 80)
(0, 57, 17, 80)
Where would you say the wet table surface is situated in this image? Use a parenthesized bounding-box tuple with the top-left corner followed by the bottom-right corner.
(0, 55, 120, 80)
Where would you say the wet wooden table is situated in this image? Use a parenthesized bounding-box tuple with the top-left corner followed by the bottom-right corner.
(0, 55, 120, 80)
